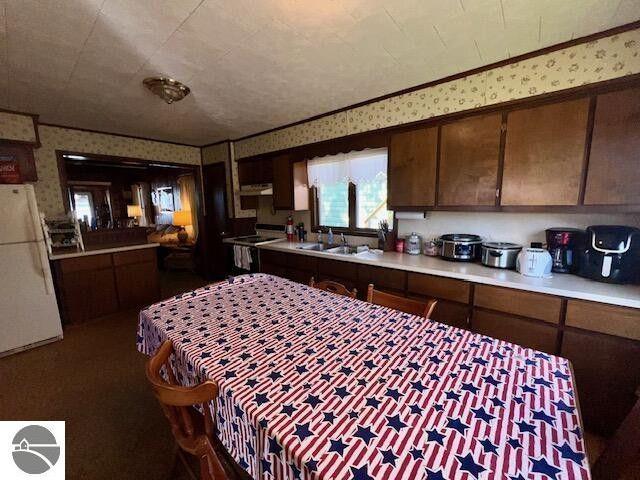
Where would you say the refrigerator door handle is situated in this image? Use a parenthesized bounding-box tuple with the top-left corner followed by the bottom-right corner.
(24, 188, 53, 295)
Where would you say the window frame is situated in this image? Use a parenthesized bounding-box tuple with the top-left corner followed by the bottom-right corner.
(311, 182, 392, 238)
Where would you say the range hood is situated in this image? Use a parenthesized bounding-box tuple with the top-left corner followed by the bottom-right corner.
(239, 183, 273, 196)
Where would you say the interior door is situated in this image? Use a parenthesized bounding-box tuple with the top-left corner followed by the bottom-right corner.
(203, 163, 229, 279)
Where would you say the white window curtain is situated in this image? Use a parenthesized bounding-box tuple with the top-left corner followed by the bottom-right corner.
(307, 148, 387, 186)
(177, 174, 199, 242)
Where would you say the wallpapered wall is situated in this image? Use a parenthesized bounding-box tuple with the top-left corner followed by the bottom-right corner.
(0, 111, 37, 143)
(234, 27, 640, 159)
(33, 126, 201, 217)
(201, 142, 235, 218)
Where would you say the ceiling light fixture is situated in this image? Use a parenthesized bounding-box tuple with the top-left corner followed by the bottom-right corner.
(143, 76, 191, 104)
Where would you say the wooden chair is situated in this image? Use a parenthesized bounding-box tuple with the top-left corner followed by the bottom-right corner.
(366, 284, 437, 319)
(146, 340, 229, 480)
(592, 386, 640, 479)
(309, 276, 357, 299)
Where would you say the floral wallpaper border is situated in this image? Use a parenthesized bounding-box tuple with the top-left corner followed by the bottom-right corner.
(0, 111, 37, 143)
(234, 27, 640, 159)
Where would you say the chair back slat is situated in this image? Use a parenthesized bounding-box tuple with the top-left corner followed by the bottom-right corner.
(309, 277, 357, 299)
(145, 340, 227, 480)
(366, 284, 437, 320)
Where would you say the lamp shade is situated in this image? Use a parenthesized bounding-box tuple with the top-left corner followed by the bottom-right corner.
(127, 205, 142, 217)
(173, 210, 191, 227)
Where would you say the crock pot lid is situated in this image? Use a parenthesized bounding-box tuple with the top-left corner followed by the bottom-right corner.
(440, 234, 482, 241)
(482, 242, 522, 249)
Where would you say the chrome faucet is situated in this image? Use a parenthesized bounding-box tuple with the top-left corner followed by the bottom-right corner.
(340, 233, 347, 246)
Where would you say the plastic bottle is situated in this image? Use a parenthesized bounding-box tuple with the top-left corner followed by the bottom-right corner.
(327, 228, 334, 245)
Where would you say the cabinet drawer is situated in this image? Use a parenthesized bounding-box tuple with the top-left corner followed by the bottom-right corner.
(287, 253, 317, 272)
(357, 265, 405, 292)
(407, 273, 471, 304)
(113, 248, 156, 266)
(431, 300, 470, 329)
(260, 250, 287, 266)
(566, 300, 640, 340)
(59, 253, 112, 274)
(318, 258, 358, 281)
(472, 309, 558, 354)
(473, 284, 562, 324)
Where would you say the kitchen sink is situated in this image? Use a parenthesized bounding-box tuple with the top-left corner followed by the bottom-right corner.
(297, 243, 329, 251)
(325, 245, 358, 255)
(296, 243, 369, 256)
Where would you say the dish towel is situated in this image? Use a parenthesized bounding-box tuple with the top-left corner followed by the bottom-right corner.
(233, 245, 252, 270)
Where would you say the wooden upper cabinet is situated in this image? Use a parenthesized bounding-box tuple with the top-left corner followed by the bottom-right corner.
(272, 155, 309, 211)
(238, 157, 273, 186)
(388, 127, 437, 208)
(584, 88, 640, 205)
(438, 113, 502, 206)
(501, 98, 590, 206)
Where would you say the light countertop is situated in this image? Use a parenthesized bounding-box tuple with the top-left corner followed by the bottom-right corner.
(259, 240, 640, 309)
(49, 243, 160, 261)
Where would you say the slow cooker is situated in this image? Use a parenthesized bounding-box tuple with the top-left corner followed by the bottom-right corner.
(439, 234, 482, 261)
(481, 242, 522, 269)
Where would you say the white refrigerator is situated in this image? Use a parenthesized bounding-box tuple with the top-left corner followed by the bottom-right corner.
(0, 184, 62, 356)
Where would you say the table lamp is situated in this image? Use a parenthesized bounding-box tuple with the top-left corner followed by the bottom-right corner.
(173, 210, 191, 243)
(127, 204, 142, 226)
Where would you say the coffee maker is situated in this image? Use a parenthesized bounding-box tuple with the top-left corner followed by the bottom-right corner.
(545, 228, 584, 273)
(577, 225, 640, 284)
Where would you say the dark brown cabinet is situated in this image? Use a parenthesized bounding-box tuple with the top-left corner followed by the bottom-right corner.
(406, 272, 471, 328)
(388, 127, 438, 208)
(317, 259, 358, 293)
(561, 328, 640, 436)
(237, 157, 273, 186)
(584, 87, 640, 206)
(272, 155, 309, 211)
(53, 248, 159, 324)
(438, 113, 502, 206)
(501, 98, 590, 206)
(472, 309, 558, 354)
(357, 264, 405, 295)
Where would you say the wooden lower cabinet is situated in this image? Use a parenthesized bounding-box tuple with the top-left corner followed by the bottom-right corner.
(561, 328, 640, 436)
(471, 309, 559, 354)
(430, 300, 470, 329)
(53, 248, 159, 324)
(357, 264, 405, 295)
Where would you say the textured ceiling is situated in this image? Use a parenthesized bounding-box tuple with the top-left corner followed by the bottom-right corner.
(1, 0, 638, 146)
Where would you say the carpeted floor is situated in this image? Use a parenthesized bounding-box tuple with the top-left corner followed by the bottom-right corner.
(0, 270, 210, 480)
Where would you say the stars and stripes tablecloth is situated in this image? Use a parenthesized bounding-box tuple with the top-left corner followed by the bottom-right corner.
(137, 273, 590, 480)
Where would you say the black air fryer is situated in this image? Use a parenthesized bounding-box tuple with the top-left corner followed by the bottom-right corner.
(578, 225, 640, 284)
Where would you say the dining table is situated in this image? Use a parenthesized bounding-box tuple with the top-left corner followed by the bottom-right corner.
(137, 273, 591, 480)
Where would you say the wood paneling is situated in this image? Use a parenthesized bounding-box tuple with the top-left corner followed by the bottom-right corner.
(388, 127, 438, 208)
(474, 284, 562, 324)
(438, 114, 502, 206)
(472, 309, 558, 354)
(407, 272, 471, 304)
(584, 88, 640, 205)
(566, 300, 640, 341)
(562, 328, 640, 436)
(501, 98, 590, 205)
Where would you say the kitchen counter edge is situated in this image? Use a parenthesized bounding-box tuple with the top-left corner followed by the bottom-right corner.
(49, 243, 160, 261)
(258, 240, 640, 309)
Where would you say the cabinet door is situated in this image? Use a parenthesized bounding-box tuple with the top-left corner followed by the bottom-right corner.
(561, 328, 640, 436)
(438, 113, 502, 206)
(115, 261, 159, 309)
(388, 127, 437, 208)
(272, 155, 293, 210)
(501, 98, 589, 205)
(471, 309, 558, 354)
(584, 88, 640, 205)
(357, 264, 406, 294)
(430, 300, 469, 329)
